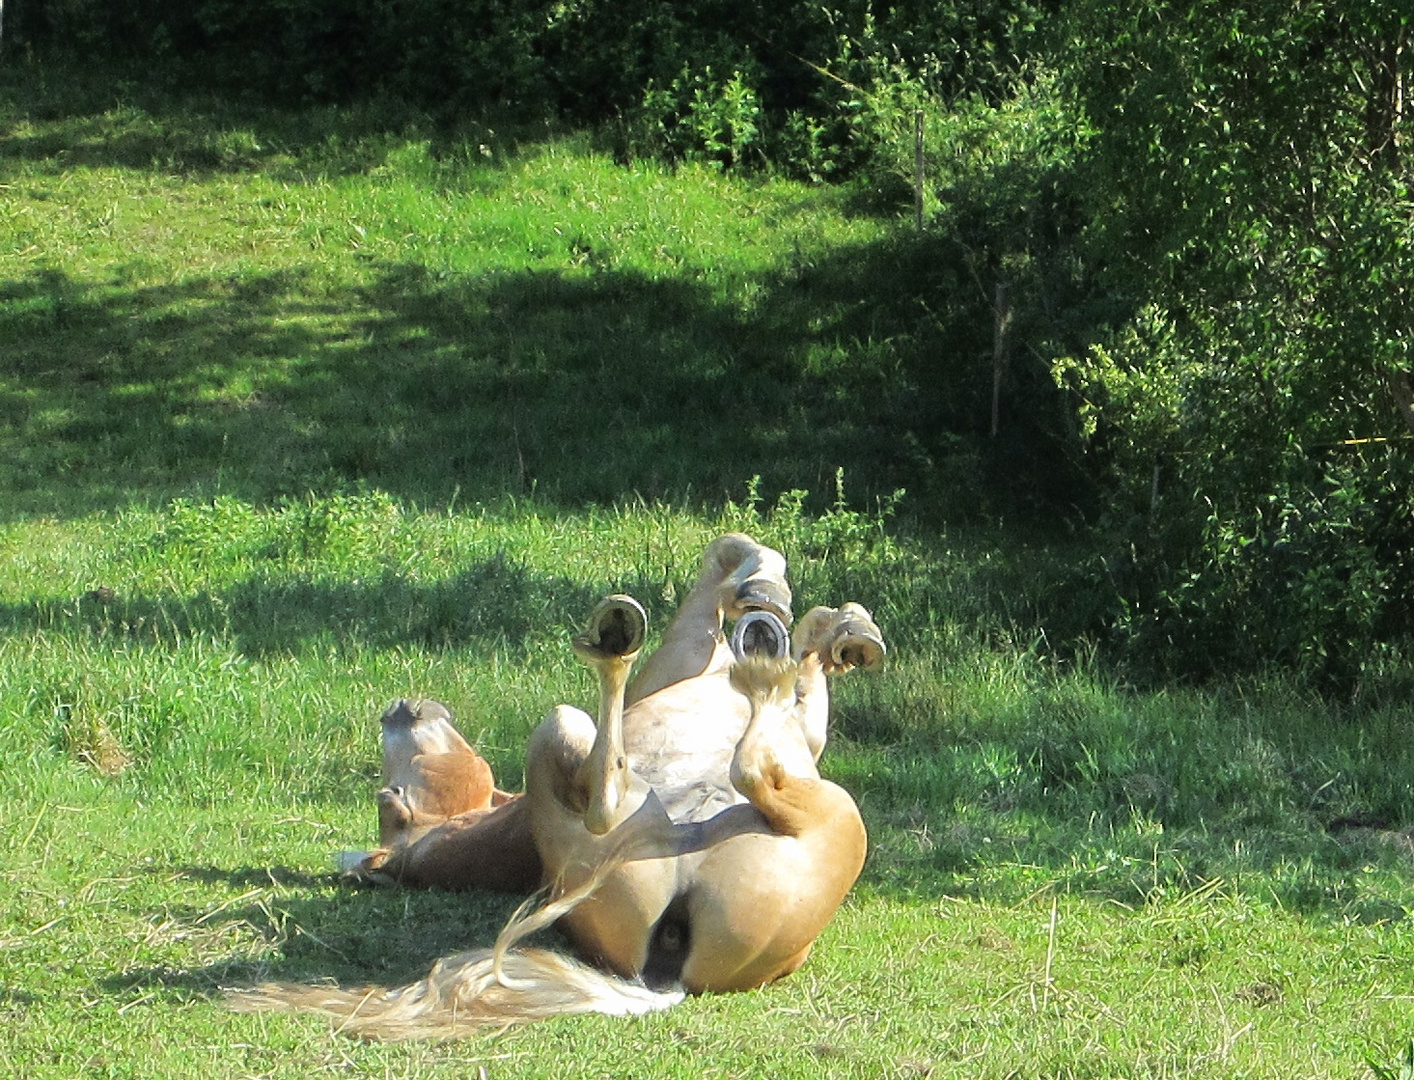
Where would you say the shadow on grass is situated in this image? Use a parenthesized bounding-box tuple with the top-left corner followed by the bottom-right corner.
(0, 553, 695, 658)
(1, 55, 1099, 526)
(0, 66, 1089, 528)
(5, 62, 961, 519)
(105, 864, 532, 1002)
(99, 815, 1412, 1014)
(0, 59, 496, 181)
(0, 233, 1080, 522)
(0, 256, 905, 519)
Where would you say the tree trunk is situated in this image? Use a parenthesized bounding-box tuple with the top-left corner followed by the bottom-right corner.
(1365, 24, 1408, 171)
(990, 284, 1012, 439)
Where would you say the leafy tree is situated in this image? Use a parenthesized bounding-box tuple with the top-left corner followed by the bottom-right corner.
(1054, 2, 1413, 687)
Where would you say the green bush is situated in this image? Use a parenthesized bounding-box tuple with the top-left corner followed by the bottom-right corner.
(628, 65, 763, 169)
(13, 0, 1050, 167)
(1045, 2, 1414, 688)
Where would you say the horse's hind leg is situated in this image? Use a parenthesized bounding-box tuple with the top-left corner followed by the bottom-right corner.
(669, 617, 866, 992)
(524, 594, 652, 839)
(677, 776, 867, 992)
(628, 533, 793, 703)
(524, 702, 674, 978)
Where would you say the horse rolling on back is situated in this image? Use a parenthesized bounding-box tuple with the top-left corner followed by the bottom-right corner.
(230, 533, 885, 1037)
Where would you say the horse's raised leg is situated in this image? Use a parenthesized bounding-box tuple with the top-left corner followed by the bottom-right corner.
(789, 602, 887, 761)
(628, 533, 792, 704)
(524, 595, 652, 855)
(525, 595, 678, 978)
(570, 595, 649, 835)
(677, 614, 869, 992)
(792, 602, 886, 674)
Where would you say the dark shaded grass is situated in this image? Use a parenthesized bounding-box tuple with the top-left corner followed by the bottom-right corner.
(1, 57, 1075, 527)
(0, 248, 996, 520)
(0, 57, 495, 181)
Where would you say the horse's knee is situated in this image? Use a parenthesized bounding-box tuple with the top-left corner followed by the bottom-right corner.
(525, 705, 596, 813)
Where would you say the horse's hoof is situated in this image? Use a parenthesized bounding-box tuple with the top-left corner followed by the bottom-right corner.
(732, 576, 793, 625)
(793, 604, 887, 672)
(827, 604, 887, 671)
(712, 535, 793, 624)
(574, 594, 648, 661)
(731, 610, 791, 661)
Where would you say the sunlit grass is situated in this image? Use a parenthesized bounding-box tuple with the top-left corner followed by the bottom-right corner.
(1, 104, 899, 516)
(3, 492, 1413, 1078)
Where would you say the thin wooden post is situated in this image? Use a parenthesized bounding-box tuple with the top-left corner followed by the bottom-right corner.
(1390, 369, 1414, 433)
(990, 283, 1012, 438)
(913, 109, 925, 232)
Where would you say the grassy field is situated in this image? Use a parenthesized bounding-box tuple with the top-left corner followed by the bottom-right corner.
(2, 67, 1412, 1079)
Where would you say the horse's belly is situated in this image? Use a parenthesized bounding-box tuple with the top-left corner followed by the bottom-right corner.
(623, 677, 751, 823)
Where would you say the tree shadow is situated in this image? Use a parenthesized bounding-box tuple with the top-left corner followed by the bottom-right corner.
(98, 803, 1410, 1017)
(0, 59, 496, 181)
(0, 221, 1081, 523)
(1, 58, 1115, 529)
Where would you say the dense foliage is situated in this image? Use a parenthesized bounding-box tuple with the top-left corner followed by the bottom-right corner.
(1055, 4, 1414, 690)
(5, 0, 1411, 690)
(6, 0, 1046, 156)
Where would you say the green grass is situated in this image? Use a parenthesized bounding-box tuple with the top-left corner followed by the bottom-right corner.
(2, 66, 1413, 1079)
(1, 72, 913, 518)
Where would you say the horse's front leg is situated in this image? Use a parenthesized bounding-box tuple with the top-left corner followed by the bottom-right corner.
(627, 533, 792, 704)
(788, 602, 887, 760)
(524, 595, 677, 978)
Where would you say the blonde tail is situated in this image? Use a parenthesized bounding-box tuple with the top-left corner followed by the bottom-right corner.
(226, 843, 682, 1039)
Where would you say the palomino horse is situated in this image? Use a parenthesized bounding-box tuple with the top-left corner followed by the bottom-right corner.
(231, 533, 884, 1036)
